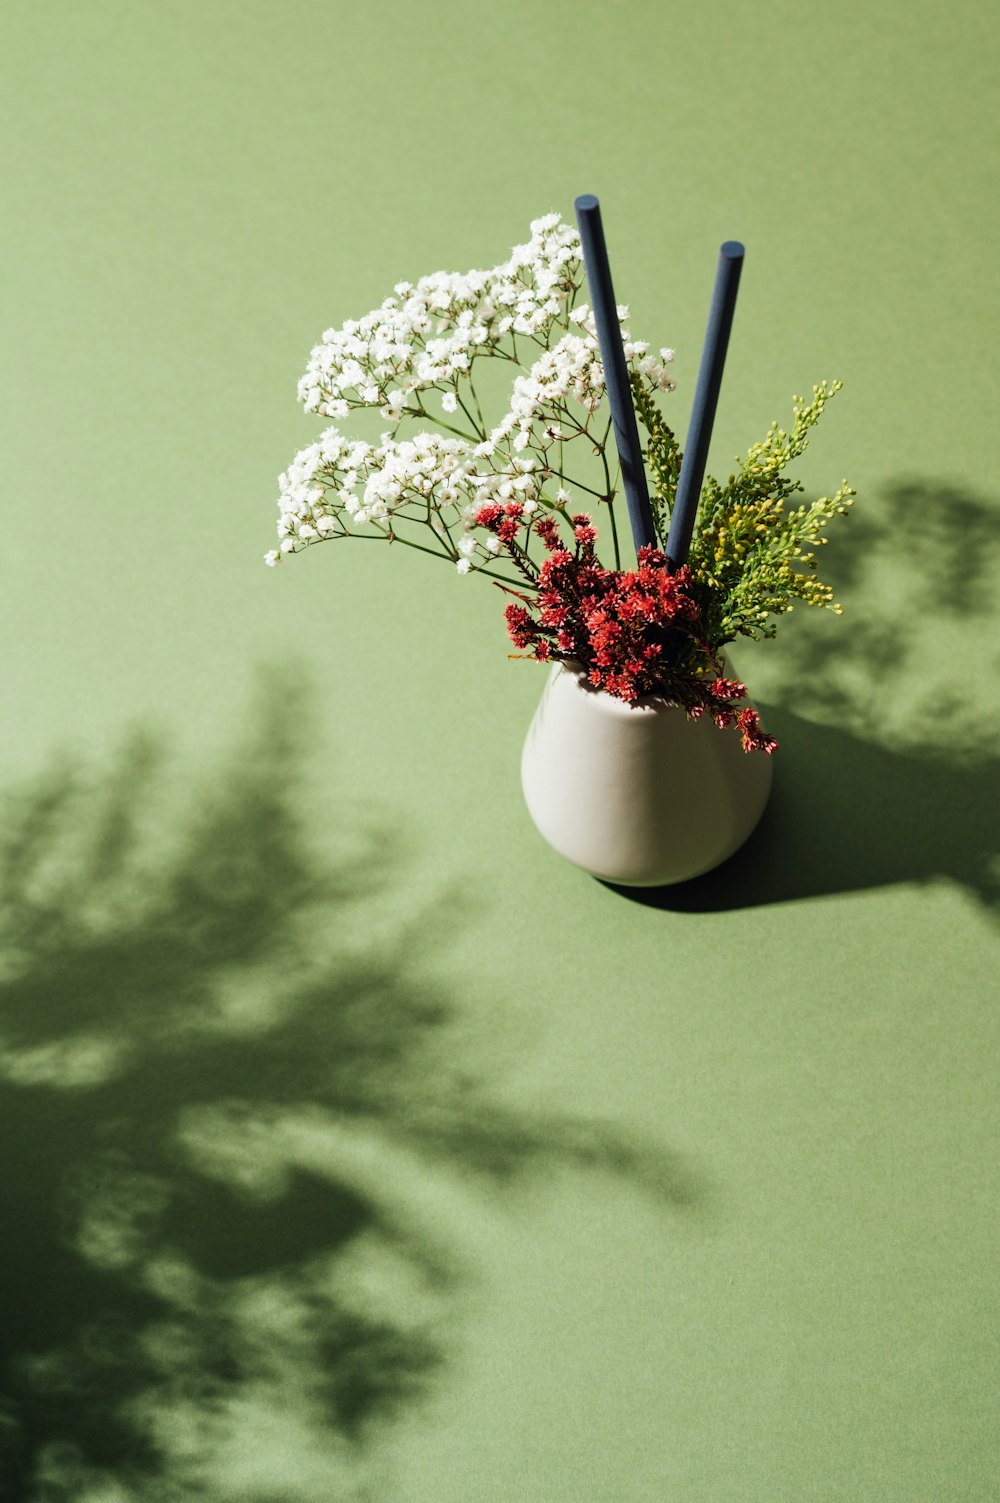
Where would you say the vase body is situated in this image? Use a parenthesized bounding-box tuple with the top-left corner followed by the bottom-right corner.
(520, 660, 773, 886)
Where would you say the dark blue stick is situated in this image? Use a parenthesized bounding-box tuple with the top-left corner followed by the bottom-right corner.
(574, 195, 657, 555)
(666, 241, 745, 570)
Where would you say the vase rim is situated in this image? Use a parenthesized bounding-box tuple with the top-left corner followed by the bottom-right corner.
(553, 657, 694, 714)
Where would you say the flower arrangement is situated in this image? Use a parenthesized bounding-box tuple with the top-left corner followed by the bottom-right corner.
(267, 213, 854, 754)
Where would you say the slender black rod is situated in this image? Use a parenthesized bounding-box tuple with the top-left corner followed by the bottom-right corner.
(574, 195, 657, 555)
(666, 241, 745, 569)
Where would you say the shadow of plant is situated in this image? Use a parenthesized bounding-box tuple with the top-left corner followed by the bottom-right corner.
(614, 478, 1000, 916)
(0, 680, 696, 1503)
(748, 477, 1000, 750)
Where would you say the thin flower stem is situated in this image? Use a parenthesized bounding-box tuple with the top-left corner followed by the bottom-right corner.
(348, 521, 528, 589)
(378, 529, 453, 563)
(595, 447, 619, 562)
(417, 512, 459, 560)
(592, 422, 622, 569)
(456, 390, 486, 440)
(607, 491, 622, 571)
(411, 399, 479, 444)
(322, 529, 396, 544)
(555, 475, 608, 501)
(475, 564, 529, 587)
(467, 371, 488, 436)
(494, 534, 540, 585)
(552, 406, 591, 438)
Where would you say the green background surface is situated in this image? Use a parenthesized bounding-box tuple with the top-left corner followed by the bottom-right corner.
(1, 2, 997, 1499)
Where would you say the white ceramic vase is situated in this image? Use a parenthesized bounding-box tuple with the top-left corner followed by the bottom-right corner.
(520, 660, 773, 887)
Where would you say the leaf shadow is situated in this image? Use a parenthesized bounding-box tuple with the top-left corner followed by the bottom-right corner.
(0, 675, 699, 1503)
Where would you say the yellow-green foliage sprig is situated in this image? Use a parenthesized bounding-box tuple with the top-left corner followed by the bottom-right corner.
(631, 373, 682, 544)
(641, 380, 854, 650)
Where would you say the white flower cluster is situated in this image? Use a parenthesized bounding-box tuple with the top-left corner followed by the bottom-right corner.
(474, 309, 675, 460)
(297, 213, 582, 419)
(265, 428, 478, 564)
(268, 213, 680, 575)
(481, 332, 605, 456)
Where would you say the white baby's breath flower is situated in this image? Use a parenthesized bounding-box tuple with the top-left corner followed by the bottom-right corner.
(271, 212, 684, 577)
(264, 549, 281, 566)
(295, 214, 584, 418)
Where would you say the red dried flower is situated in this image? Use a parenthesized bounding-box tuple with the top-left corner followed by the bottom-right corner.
(710, 676, 748, 702)
(736, 706, 779, 755)
(476, 503, 505, 532)
(535, 518, 562, 550)
(489, 513, 778, 751)
(504, 603, 536, 649)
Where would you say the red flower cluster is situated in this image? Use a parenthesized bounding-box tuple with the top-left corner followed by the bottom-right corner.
(478, 502, 778, 754)
(704, 680, 780, 754)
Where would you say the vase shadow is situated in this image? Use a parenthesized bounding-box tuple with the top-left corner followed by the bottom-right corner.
(605, 476, 1000, 918)
(606, 703, 1000, 914)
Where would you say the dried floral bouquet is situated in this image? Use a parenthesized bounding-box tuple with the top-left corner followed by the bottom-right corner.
(267, 214, 854, 753)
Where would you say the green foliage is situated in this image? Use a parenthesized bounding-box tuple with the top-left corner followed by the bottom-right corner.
(637, 379, 855, 649)
(630, 375, 682, 545)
